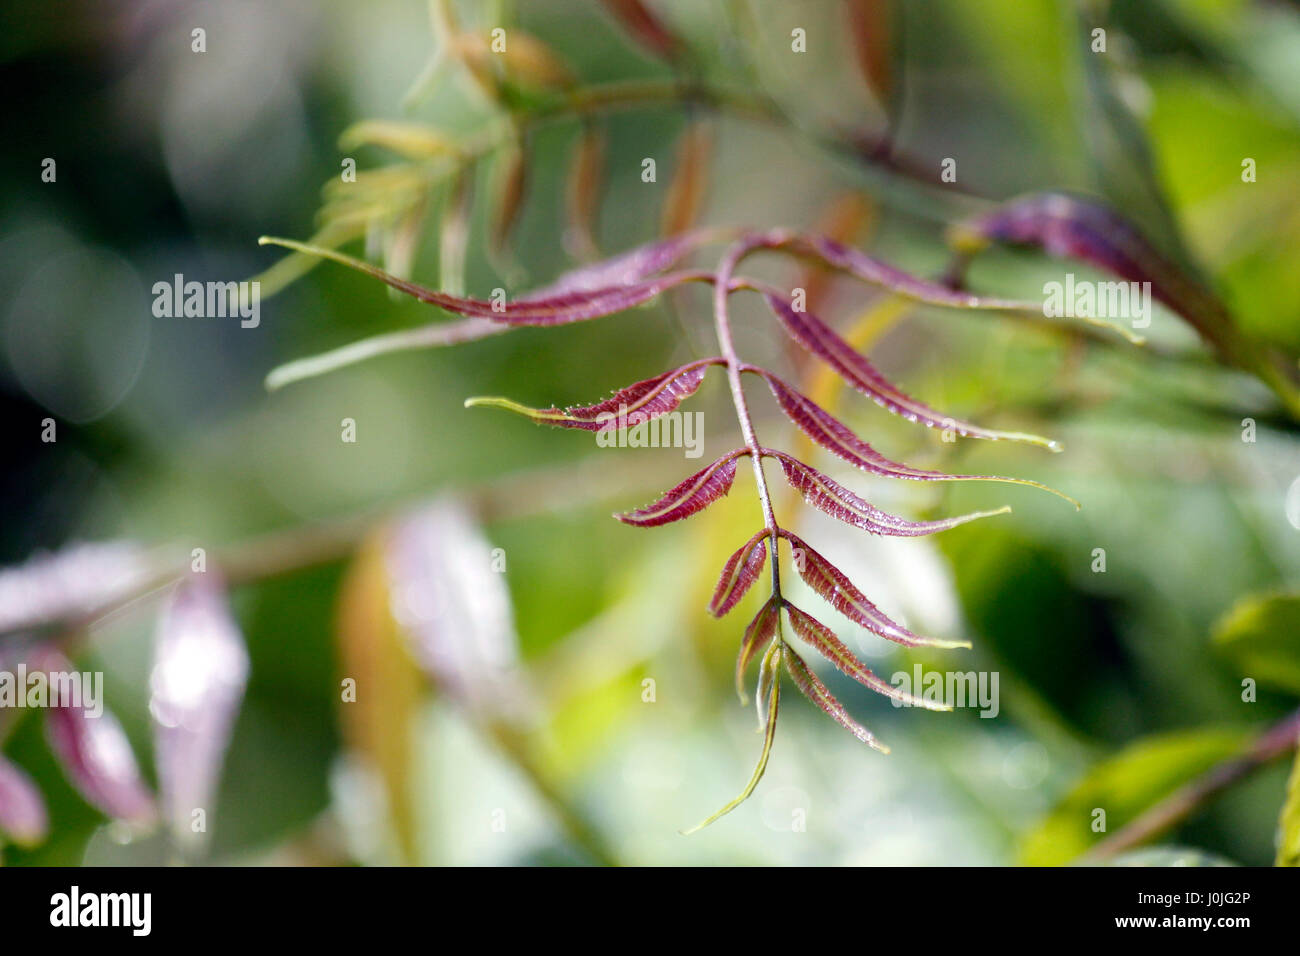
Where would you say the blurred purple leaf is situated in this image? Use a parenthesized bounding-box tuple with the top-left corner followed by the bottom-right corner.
(615, 450, 746, 527)
(522, 232, 707, 299)
(149, 574, 249, 849)
(764, 449, 1011, 536)
(0, 754, 48, 846)
(43, 650, 155, 826)
(709, 530, 768, 619)
(467, 357, 721, 431)
(0, 541, 151, 635)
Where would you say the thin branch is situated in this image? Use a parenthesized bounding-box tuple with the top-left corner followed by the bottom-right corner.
(1081, 707, 1300, 864)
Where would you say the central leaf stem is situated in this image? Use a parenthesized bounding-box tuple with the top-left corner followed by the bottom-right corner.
(714, 241, 782, 598)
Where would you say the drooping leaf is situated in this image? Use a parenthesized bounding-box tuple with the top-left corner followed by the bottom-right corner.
(784, 601, 948, 709)
(40, 647, 156, 826)
(258, 236, 708, 327)
(1211, 592, 1300, 695)
(779, 529, 968, 648)
(599, 0, 682, 61)
(765, 449, 1011, 536)
(760, 291, 1061, 449)
(783, 645, 889, 752)
(149, 574, 250, 852)
(710, 530, 769, 620)
(661, 118, 713, 237)
(466, 357, 721, 431)
(615, 450, 746, 527)
(0, 541, 153, 636)
(749, 367, 1076, 505)
(948, 191, 1225, 345)
(521, 231, 709, 299)
(0, 754, 48, 847)
(683, 640, 782, 834)
(734, 595, 779, 704)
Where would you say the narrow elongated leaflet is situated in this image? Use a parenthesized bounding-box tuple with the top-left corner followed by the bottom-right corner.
(466, 358, 721, 430)
(710, 530, 769, 619)
(761, 291, 1060, 449)
(765, 449, 1011, 536)
(258, 237, 710, 327)
(615, 450, 746, 527)
(779, 530, 968, 649)
(748, 367, 1076, 505)
(784, 602, 948, 710)
(518, 232, 709, 299)
(784, 645, 889, 753)
(949, 192, 1226, 344)
(755, 628, 781, 729)
(682, 640, 782, 835)
(734, 595, 779, 704)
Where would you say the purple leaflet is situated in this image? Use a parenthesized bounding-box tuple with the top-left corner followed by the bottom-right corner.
(735, 596, 780, 704)
(760, 291, 1060, 449)
(0, 754, 48, 846)
(709, 530, 769, 619)
(0, 541, 152, 636)
(764, 448, 1010, 536)
(783, 645, 888, 753)
(746, 366, 1076, 504)
(787, 233, 1038, 312)
(520, 232, 707, 299)
(779, 529, 967, 649)
(615, 450, 747, 527)
(466, 357, 722, 431)
(949, 192, 1222, 336)
(149, 575, 250, 849)
(258, 236, 710, 327)
(41, 648, 156, 826)
(784, 602, 947, 710)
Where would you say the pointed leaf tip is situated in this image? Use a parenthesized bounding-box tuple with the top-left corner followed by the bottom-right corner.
(784, 645, 889, 753)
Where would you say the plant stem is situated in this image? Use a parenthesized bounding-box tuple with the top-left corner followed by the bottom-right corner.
(1081, 707, 1300, 864)
(714, 240, 782, 597)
